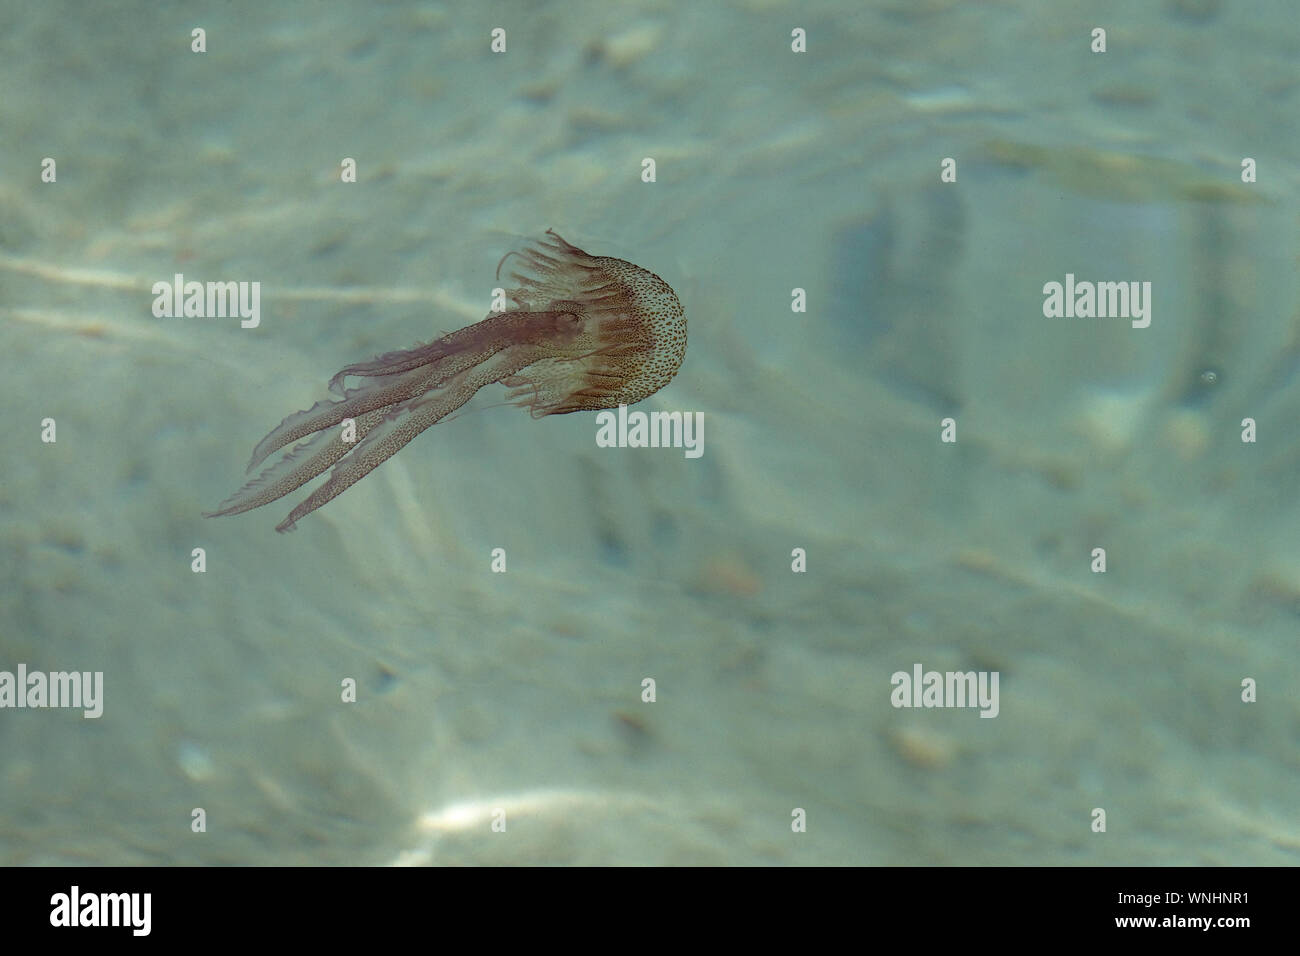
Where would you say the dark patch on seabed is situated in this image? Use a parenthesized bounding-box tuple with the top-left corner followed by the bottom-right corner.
(830, 182, 967, 412)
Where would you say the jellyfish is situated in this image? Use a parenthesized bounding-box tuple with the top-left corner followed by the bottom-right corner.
(205, 230, 686, 531)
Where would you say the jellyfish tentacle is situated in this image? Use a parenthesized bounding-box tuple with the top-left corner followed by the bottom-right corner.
(206, 231, 686, 530)
(206, 408, 388, 518)
(245, 364, 443, 472)
(248, 314, 539, 471)
(324, 310, 523, 392)
(274, 348, 539, 531)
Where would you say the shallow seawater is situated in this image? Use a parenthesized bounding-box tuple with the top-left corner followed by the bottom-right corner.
(1, 0, 1298, 867)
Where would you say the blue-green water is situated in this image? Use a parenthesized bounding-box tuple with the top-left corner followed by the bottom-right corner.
(1, 0, 1298, 864)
